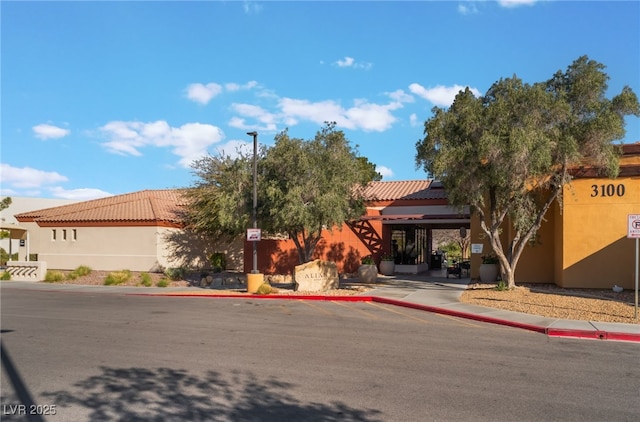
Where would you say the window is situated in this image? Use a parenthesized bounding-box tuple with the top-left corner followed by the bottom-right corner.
(62, 229, 67, 241)
(72, 229, 77, 241)
(52, 229, 56, 241)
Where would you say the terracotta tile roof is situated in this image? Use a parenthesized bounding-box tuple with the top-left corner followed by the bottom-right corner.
(362, 180, 447, 201)
(15, 189, 186, 225)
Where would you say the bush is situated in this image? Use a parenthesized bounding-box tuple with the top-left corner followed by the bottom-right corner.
(164, 267, 185, 281)
(256, 283, 276, 295)
(62, 265, 93, 280)
(44, 270, 66, 283)
(156, 279, 169, 288)
(104, 270, 132, 286)
(139, 272, 153, 287)
(0, 271, 11, 281)
(495, 280, 508, 291)
(361, 255, 374, 265)
(73, 265, 92, 277)
(209, 252, 226, 273)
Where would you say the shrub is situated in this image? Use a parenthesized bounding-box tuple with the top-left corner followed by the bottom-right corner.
(495, 280, 508, 291)
(156, 279, 169, 288)
(209, 252, 226, 273)
(67, 265, 92, 280)
(361, 255, 375, 265)
(0, 271, 11, 281)
(256, 283, 275, 295)
(139, 272, 153, 287)
(164, 267, 185, 281)
(74, 265, 92, 277)
(44, 270, 66, 283)
(482, 254, 499, 264)
(104, 270, 132, 286)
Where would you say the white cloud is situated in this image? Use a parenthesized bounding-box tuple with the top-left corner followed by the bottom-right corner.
(409, 83, 481, 107)
(212, 140, 254, 159)
(278, 98, 399, 132)
(376, 165, 393, 179)
(99, 120, 225, 167)
(0, 163, 68, 188)
(458, 3, 479, 15)
(228, 104, 279, 132)
(243, 1, 263, 14)
(334, 56, 372, 70)
(32, 124, 70, 140)
(225, 81, 258, 92)
(48, 186, 112, 201)
(185, 82, 223, 105)
(186, 81, 259, 104)
(336, 57, 355, 67)
(409, 113, 420, 127)
(498, 0, 537, 8)
(387, 89, 414, 103)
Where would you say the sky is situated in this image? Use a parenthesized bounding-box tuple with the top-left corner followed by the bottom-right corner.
(1, 0, 639, 200)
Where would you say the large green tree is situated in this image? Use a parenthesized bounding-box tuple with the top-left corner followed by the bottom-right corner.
(185, 123, 380, 265)
(416, 56, 639, 288)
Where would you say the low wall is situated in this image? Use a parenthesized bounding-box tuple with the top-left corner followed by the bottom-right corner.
(5, 261, 47, 282)
(395, 263, 429, 275)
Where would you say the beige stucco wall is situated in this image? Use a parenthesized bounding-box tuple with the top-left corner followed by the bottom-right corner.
(17, 223, 245, 273)
(30, 225, 166, 271)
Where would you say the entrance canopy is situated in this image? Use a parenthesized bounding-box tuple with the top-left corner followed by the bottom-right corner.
(0, 223, 30, 261)
(0, 222, 28, 239)
(362, 204, 470, 227)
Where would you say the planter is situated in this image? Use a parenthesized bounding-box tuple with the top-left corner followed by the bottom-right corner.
(357, 264, 378, 284)
(479, 264, 499, 283)
(246, 272, 264, 293)
(379, 260, 395, 276)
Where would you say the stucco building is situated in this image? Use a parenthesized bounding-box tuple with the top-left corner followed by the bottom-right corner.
(6, 143, 639, 289)
(467, 143, 640, 289)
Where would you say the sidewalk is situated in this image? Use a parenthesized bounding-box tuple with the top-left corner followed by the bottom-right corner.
(3, 275, 639, 343)
(362, 274, 640, 343)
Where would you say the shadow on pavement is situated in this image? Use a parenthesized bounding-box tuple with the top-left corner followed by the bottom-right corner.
(40, 366, 383, 421)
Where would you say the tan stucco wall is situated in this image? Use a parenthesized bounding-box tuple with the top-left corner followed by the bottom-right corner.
(559, 176, 639, 289)
(19, 223, 245, 273)
(470, 174, 639, 289)
(33, 226, 165, 271)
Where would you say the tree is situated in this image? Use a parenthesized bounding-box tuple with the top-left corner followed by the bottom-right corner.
(185, 123, 380, 265)
(0, 197, 11, 213)
(416, 56, 639, 288)
(0, 197, 11, 240)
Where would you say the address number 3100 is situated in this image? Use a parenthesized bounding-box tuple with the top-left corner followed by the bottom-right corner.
(590, 183, 625, 197)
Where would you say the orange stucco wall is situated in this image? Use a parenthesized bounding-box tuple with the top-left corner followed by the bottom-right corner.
(244, 220, 383, 275)
(470, 171, 639, 289)
(558, 176, 639, 288)
(468, 207, 555, 283)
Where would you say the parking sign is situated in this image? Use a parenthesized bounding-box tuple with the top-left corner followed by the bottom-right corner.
(629, 214, 640, 238)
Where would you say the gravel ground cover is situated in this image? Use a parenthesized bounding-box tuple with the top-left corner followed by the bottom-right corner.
(460, 282, 639, 325)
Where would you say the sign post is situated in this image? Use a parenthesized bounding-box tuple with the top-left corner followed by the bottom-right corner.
(628, 214, 640, 320)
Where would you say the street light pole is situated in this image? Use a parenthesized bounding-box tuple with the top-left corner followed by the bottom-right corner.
(247, 131, 258, 274)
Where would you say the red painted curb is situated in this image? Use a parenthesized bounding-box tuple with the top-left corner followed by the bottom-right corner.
(370, 297, 547, 334)
(546, 328, 640, 342)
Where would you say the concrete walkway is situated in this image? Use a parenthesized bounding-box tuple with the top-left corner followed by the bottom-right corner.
(3, 274, 639, 343)
(363, 273, 640, 343)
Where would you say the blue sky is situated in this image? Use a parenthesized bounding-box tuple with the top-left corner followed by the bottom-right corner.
(1, 1, 639, 200)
